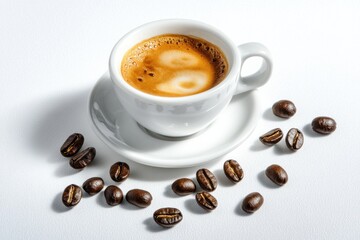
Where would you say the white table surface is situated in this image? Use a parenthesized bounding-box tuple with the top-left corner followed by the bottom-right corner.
(1, 1, 360, 239)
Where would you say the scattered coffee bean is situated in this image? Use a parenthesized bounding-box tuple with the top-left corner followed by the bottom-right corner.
(109, 162, 130, 182)
(312, 116, 337, 134)
(285, 128, 304, 151)
(265, 164, 288, 186)
(272, 100, 296, 118)
(259, 128, 283, 146)
(196, 191, 218, 211)
(223, 159, 244, 183)
(153, 207, 183, 228)
(104, 185, 123, 206)
(242, 192, 264, 213)
(82, 177, 104, 195)
(172, 178, 196, 196)
(196, 168, 217, 192)
(126, 189, 152, 208)
(62, 184, 82, 207)
(69, 147, 96, 169)
(60, 133, 84, 157)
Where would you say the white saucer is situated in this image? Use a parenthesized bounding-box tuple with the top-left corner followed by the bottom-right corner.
(88, 72, 260, 168)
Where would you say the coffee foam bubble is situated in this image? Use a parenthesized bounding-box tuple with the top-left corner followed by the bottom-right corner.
(158, 50, 199, 69)
(157, 70, 211, 95)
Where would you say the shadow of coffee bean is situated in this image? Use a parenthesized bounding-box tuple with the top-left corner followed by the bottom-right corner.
(96, 192, 114, 208)
(262, 108, 288, 122)
(51, 192, 71, 213)
(273, 143, 294, 155)
(257, 171, 280, 189)
(163, 184, 180, 198)
(184, 198, 210, 215)
(143, 217, 168, 232)
(54, 162, 80, 177)
(250, 138, 270, 152)
(234, 199, 252, 217)
(119, 199, 148, 211)
(214, 169, 234, 187)
(302, 123, 327, 138)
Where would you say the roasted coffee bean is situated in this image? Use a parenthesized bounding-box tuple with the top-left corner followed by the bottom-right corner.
(196, 168, 217, 192)
(69, 147, 96, 169)
(82, 177, 104, 195)
(223, 159, 244, 183)
(242, 192, 264, 213)
(272, 100, 296, 118)
(265, 164, 288, 186)
(259, 128, 283, 146)
(109, 162, 130, 182)
(312, 116, 337, 134)
(60, 133, 84, 157)
(62, 184, 82, 207)
(153, 208, 183, 228)
(126, 189, 152, 208)
(171, 178, 196, 196)
(286, 128, 304, 151)
(104, 185, 123, 206)
(196, 191, 218, 211)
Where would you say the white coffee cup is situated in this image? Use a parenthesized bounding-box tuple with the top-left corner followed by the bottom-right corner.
(109, 19, 272, 137)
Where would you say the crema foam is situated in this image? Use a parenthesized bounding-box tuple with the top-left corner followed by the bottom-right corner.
(121, 34, 228, 97)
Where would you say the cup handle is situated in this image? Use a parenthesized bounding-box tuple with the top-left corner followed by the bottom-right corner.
(234, 42, 273, 95)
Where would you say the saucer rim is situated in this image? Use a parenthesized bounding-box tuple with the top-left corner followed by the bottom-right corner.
(88, 72, 260, 168)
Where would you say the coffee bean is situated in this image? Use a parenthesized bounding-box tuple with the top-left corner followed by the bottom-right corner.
(82, 177, 104, 195)
(104, 185, 123, 206)
(69, 147, 96, 169)
(196, 191, 218, 211)
(153, 208, 183, 228)
(272, 100, 296, 118)
(109, 162, 130, 182)
(259, 128, 283, 146)
(126, 189, 152, 208)
(242, 192, 264, 213)
(312, 116, 337, 134)
(265, 164, 288, 186)
(172, 178, 196, 196)
(62, 184, 82, 207)
(223, 159, 244, 183)
(285, 128, 304, 151)
(196, 168, 217, 192)
(60, 133, 84, 157)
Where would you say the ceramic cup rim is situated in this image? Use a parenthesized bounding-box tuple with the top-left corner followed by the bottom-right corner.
(109, 18, 241, 104)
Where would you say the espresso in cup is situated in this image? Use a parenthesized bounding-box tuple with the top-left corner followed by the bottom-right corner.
(121, 34, 228, 97)
(110, 19, 272, 137)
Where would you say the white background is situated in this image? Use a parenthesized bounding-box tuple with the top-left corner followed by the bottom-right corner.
(1, 0, 360, 239)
